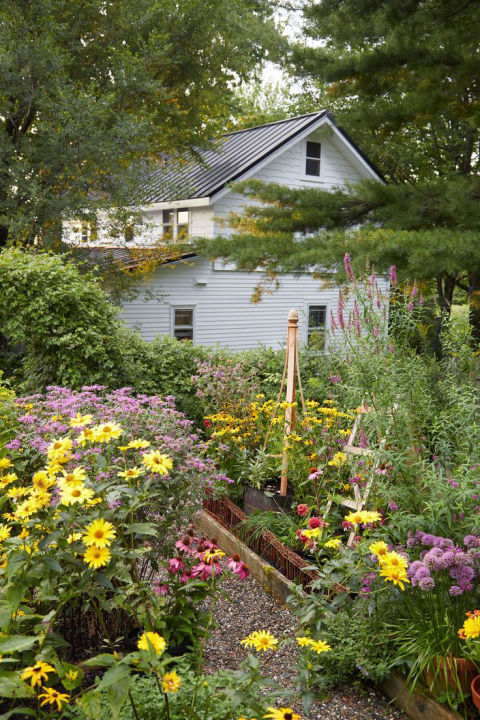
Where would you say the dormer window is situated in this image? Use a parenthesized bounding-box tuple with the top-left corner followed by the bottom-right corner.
(305, 141, 321, 176)
(162, 208, 189, 242)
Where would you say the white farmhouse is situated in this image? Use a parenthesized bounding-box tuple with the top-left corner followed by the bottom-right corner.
(66, 111, 383, 350)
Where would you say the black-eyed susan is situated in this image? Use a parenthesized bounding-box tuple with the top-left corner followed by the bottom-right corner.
(21, 661, 56, 687)
(263, 708, 301, 720)
(83, 545, 111, 569)
(38, 687, 70, 711)
(162, 670, 181, 693)
(141, 450, 173, 475)
(240, 630, 278, 653)
(203, 548, 225, 564)
(82, 518, 116, 548)
(137, 631, 166, 656)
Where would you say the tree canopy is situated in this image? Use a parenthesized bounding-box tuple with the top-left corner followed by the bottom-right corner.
(0, 0, 279, 247)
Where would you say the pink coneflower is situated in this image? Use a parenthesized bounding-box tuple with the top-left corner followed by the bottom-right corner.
(153, 583, 168, 596)
(308, 468, 324, 480)
(175, 535, 195, 554)
(168, 557, 185, 574)
(297, 503, 309, 517)
(236, 562, 250, 580)
(227, 553, 242, 573)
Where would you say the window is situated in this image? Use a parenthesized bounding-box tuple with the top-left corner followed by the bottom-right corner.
(162, 210, 174, 241)
(162, 209, 189, 242)
(305, 141, 321, 176)
(173, 308, 194, 341)
(80, 218, 98, 243)
(308, 305, 326, 348)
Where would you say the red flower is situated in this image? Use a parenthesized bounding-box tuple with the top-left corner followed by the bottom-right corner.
(203, 419, 212, 428)
(308, 516, 326, 529)
(297, 504, 309, 517)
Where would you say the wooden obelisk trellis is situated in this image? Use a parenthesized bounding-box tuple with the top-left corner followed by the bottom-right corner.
(262, 309, 305, 496)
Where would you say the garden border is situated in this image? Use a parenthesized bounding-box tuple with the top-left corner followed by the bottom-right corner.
(198, 507, 463, 720)
(202, 494, 318, 595)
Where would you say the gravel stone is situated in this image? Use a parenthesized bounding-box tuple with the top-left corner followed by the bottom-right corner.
(203, 573, 407, 719)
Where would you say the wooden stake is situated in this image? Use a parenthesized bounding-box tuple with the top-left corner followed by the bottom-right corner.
(280, 309, 298, 496)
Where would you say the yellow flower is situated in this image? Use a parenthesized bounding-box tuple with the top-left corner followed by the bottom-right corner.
(379, 565, 410, 590)
(128, 439, 151, 449)
(67, 532, 83, 544)
(369, 541, 389, 557)
(77, 428, 95, 446)
(0, 473, 17, 488)
(83, 545, 111, 569)
(459, 613, 480, 639)
(91, 422, 123, 443)
(162, 670, 182, 693)
(83, 519, 116, 548)
(296, 637, 331, 654)
(38, 687, 70, 711)
(32, 471, 55, 492)
(324, 538, 341, 549)
(6, 487, 28, 500)
(240, 630, 278, 653)
(47, 437, 73, 459)
(203, 549, 225, 564)
(21, 661, 56, 688)
(0, 525, 11, 542)
(65, 669, 79, 681)
(59, 485, 95, 506)
(58, 467, 87, 487)
(141, 451, 173, 475)
(263, 708, 301, 720)
(344, 510, 380, 526)
(328, 451, 348, 467)
(118, 467, 145, 480)
(0, 458, 12, 470)
(137, 632, 166, 656)
(379, 551, 408, 570)
(69, 413, 93, 428)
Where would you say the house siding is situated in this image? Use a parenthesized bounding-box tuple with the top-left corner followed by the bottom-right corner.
(120, 256, 380, 350)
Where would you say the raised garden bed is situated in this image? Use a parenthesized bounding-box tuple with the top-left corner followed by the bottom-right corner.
(202, 493, 319, 593)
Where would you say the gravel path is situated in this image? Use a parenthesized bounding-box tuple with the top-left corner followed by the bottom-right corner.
(203, 573, 407, 720)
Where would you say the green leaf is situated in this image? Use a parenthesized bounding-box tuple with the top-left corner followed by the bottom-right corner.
(82, 654, 117, 668)
(127, 523, 157, 537)
(0, 636, 38, 653)
(6, 552, 29, 580)
(0, 707, 36, 719)
(0, 671, 35, 699)
(41, 556, 63, 574)
(96, 663, 131, 691)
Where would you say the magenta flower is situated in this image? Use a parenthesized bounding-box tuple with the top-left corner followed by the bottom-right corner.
(389, 265, 397, 286)
(297, 504, 309, 517)
(344, 252, 355, 282)
(168, 557, 185, 574)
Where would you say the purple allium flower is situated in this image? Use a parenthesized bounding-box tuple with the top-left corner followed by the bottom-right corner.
(449, 585, 463, 597)
(418, 576, 435, 591)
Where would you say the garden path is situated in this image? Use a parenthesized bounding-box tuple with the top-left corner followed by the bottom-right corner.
(203, 573, 407, 720)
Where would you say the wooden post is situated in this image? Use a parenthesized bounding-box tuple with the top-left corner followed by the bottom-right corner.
(280, 309, 298, 496)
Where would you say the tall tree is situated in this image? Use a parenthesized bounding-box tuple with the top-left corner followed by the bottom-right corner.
(0, 0, 279, 247)
(292, 0, 480, 182)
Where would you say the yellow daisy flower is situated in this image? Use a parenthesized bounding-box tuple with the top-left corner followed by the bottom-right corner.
(91, 422, 123, 443)
(59, 485, 95, 506)
(263, 708, 301, 720)
(379, 551, 408, 570)
(77, 428, 95, 446)
(141, 451, 173, 475)
(47, 437, 73, 459)
(83, 519, 116, 548)
(137, 631, 166, 656)
(118, 467, 145, 480)
(67, 532, 83, 544)
(58, 467, 87, 487)
(369, 541, 389, 557)
(240, 630, 278, 653)
(127, 439, 151, 449)
(0, 473, 17, 488)
(83, 545, 111, 569)
(459, 613, 480, 639)
(69, 413, 93, 428)
(0, 525, 11, 542)
(379, 565, 410, 590)
(162, 670, 182, 693)
(0, 458, 12, 470)
(324, 538, 342, 549)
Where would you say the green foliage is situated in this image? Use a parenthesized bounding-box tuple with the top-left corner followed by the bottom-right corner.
(0, 0, 279, 247)
(292, 0, 480, 182)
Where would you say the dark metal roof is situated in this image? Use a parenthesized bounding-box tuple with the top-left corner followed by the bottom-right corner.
(70, 245, 198, 271)
(142, 111, 330, 203)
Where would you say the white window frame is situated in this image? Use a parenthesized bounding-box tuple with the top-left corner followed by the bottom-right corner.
(306, 303, 328, 349)
(171, 306, 196, 342)
(303, 139, 322, 180)
(161, 208, 190, 242)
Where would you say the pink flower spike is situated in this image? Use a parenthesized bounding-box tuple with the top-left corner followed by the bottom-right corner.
(389, 265, 397, 286)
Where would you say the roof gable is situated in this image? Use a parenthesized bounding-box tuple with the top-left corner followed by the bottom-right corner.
(142, 111, 383, 204)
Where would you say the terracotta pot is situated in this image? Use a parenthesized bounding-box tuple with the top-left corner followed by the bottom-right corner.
(424, 656, 477, 696)
(243, 486, 293, 515)
(471, 674, 480, 712)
